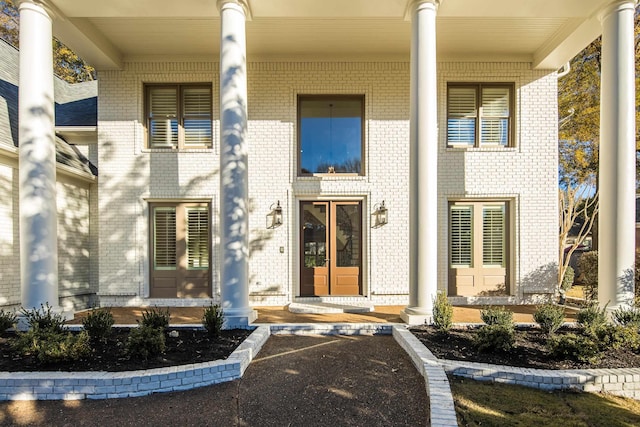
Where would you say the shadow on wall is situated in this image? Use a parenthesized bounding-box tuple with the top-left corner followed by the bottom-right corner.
(520, 262, 558, 294)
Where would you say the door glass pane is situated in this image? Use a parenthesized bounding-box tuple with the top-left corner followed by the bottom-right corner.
(450, 206, 472, 267)
(186, 207, 209, 269)
(299, 97, 362, 174)
(335, 204, 360, 267)
(302, 204, 327, 268)
(483, 205, 505, 266)
(154, 207, 177, 270)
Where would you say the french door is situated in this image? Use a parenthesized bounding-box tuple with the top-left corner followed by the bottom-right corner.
(300, 201, 362, 296)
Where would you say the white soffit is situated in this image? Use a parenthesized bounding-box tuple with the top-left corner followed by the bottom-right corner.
(48, 0, 611, 70)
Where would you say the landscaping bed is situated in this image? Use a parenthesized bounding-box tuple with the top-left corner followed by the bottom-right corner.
(0, 328, 252, 372)
(410, 325, 640, 370)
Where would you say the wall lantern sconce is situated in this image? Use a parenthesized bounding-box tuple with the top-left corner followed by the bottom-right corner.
(267, 200, 283, 229)
(373, 200, 388, 228)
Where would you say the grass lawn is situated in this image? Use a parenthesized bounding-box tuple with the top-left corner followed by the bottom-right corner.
(450, 376, 640, 426)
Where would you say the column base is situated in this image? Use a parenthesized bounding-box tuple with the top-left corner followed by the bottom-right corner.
(222, 307, 258, 329)
(400, 307, 433, 325)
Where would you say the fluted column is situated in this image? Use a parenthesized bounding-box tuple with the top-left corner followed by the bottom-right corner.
(597, 0, 637, 310)
(401, 0, 439, 325)
(217, 0, 256, 327)
(18, 0, 59, 313)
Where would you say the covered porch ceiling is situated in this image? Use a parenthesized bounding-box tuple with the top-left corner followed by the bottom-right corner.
(47, 0, 613, 70)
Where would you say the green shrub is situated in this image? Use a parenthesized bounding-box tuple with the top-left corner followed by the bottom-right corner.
(560, 266, 574, 293)
(475, 324, 515, 352)
(20, 303, 65, 333)
(635, 251, 640, 305)
(202, 304, 225, 337)
(480, 306, 513, 326)
(594, 324, 640, 352)
(577, 303, 607, 335)
(547, 333, 601, 363)
(612, 305, 640, 327)
(82, 308, 115, 341)
(0, 309, 17, 333)
(13, 329, 90, 364)
(140, 306, 170, 330)
(533, 304, 565, 335)
(432, 292, 453, 333)
(577, 251, 598, 301)
(126, 326, 166, 360)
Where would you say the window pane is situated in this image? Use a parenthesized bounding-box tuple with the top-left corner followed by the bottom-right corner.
(154, 208, 176, 269)
(335, 204, 360, 267)
(149, 88, 178, 147)
(450, 206, 472, 267)
(299, 97, 362, 174)
(447, 87, 476, 146)
(480, 87, 509, 146)
(483, 205, 505, 266)
(186, 207, 209, 269)
(183, 87, 212, 146)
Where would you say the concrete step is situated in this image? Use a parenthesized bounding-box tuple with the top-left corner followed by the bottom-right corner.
(287, 302, 375, 314)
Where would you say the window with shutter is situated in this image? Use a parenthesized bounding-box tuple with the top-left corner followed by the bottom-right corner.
(450, 206, 472, 267)
(146, 84, 212, 149)
(153, 208, 177, 269)
(482, 205, 505, 266)
(447, 83, 513, 147)
(186, 207, 209, 269)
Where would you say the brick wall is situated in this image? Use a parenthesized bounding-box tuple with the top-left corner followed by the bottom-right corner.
(97, 60, 557, 306)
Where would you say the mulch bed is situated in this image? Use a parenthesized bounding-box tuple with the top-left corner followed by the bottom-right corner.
(0, 328, 252, 372)
(410, 325, 640, 370)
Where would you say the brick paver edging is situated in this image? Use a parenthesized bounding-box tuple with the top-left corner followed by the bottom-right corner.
(400, 325, 640, 401)
(0, 326, 270, 401)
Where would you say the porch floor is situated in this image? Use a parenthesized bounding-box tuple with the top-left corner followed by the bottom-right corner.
(68, 305, 579, 325)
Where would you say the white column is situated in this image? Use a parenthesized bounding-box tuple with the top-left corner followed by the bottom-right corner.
(401, 0, 439, 325)
(18, 1, 59, 312)
(217, 0, 256, 327)
(598, 0, 637, 310)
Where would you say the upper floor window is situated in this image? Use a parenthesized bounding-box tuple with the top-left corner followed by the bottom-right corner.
(298, 95, 364, 175)
(145, 84, 212, 149)
(447, 83, 514, 148)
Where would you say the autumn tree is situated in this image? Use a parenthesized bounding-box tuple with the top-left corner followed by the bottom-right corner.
(0, 0, 95, 83)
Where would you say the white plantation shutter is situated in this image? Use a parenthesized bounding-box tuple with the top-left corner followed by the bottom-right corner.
(183, 87, 212, 146)
(447, 87, 476, 146)
(149, 87, 178, 147)
(450, 206, 472, 267)
(482, 205, 505, 266)
(480, 87, 509, 145)
(186, 207, 209, 269)
(154, 208, 177, 269)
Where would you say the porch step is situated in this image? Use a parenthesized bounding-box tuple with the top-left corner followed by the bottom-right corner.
(287, 302, 375, 314)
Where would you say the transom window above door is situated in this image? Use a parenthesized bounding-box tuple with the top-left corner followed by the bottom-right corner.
(298, 95, 364, 175)
(145, 84, 212, 149)
(447, 83, 514, 148)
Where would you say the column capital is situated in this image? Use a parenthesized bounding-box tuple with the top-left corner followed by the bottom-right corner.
(16, 0, 63, 22)
(405, 0, 441, 21)
(597, 0, 637, 22)
(217, 0, 252, 20)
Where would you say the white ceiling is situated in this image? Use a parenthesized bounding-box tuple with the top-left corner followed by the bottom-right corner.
(47, 0, 614, 70)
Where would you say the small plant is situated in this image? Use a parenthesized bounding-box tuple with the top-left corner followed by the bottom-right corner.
(577, 303, 607, 335)
(13, 329, 91, 364)
(533, 304, 565, 335)
(612, 305, 640, 327)
(20, 303, 65, 333)
(0, 309, 17, 333)
(126, 326, 166, 360)
(140, 306, 170, 330)
(432, 292, 453, 333)
(547, 333, 601, 363)
(202, 304, 225, 337)
(475, 324, 515, 352)
(560, 265, 575, 293)
(82, 308, 115, 341)
(577, 251, 598, 301)
(480, 306, 513, 327)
